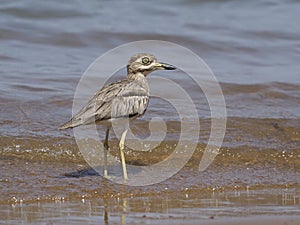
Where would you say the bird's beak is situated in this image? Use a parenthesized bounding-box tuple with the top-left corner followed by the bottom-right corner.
(155, 62, 176, 70)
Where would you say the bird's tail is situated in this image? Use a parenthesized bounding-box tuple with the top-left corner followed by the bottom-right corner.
(59, 118, 82, 130)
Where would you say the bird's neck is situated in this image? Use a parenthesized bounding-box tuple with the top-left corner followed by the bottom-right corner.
(127, 72, 147, 82)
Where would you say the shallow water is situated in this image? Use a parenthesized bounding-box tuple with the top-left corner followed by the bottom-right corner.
(0, 0, 300, 224)
(1, 188, 300, 225)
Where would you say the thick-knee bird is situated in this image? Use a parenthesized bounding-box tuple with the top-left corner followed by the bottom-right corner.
(60, 53, 176, 181)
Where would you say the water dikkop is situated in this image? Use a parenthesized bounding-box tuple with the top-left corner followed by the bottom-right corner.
(60, 53, 176, 181)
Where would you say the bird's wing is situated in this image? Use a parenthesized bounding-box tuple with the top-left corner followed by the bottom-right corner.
(60, 79, 149, 129)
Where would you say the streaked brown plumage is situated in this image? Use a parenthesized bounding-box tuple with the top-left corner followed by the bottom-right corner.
(60, 53, 176, 181)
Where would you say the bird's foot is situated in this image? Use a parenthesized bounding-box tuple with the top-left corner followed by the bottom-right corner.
(103, 174, 112, 179)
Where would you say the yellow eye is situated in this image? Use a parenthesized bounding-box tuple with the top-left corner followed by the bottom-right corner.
(142, 57, 150, 65)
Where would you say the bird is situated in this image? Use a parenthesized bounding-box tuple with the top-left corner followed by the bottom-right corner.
(59, 53, 176, 181)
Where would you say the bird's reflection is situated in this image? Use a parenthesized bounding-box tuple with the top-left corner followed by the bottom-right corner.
(103, 199, 109, 225)
(120, 198, 127, 225)
(103, 198, 127, 225)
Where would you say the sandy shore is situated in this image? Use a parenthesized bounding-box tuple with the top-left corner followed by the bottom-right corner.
(1, 156, 299, 225)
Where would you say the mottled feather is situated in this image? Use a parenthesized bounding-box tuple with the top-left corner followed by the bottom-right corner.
(59, 78, 149, 129)
(60, 53, 175, 130)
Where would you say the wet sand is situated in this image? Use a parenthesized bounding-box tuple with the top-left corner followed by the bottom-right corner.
(1, 154, 299, 224)
(1, 117, 299, 224)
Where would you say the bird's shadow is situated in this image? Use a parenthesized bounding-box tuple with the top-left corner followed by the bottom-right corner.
(59, 164, 142, 179)
(62, 167, 99, 178)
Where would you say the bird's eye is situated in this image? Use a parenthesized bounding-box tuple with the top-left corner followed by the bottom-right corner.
(141, 57, 150, 65)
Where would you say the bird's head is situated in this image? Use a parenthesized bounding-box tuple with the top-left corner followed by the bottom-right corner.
(127, 53, 176, 77)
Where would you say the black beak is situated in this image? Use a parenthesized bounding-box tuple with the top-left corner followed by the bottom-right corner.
(156, 62, 176, 70)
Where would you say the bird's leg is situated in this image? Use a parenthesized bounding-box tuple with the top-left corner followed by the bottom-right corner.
(103, 127, 110, 178)
(119, 129, 128, 181)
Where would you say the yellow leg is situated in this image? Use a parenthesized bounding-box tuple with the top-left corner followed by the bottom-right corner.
(103, 127, 110, 178)
(119, 129, 128, 181)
